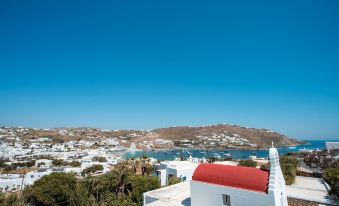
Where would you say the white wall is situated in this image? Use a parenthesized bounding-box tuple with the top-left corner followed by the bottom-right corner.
(191, 181, 275, 206)
(174, 167, 197, 182)
(0, 178, 22, 192)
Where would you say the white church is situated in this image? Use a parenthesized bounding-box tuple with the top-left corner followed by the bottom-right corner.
(143, 146, 288, 206)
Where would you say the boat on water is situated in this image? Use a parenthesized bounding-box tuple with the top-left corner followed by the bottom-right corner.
(288, 146, 296, 149)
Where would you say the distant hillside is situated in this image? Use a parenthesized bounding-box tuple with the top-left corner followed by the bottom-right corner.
(3, 124, 301, 149)
(151, 124, 300, 148)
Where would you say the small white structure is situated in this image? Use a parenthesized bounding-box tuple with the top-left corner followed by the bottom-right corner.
(326, 142, 339, 152)
(298, 148, 313, 153)
(0, 169, 52, 193)
(155, 160, 199, 187)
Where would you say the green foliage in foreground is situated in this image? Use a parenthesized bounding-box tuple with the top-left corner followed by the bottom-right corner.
(168, 176, 182, 186)
(238, 160, 257, 167)
(1, 163, 160, 206)
(280, 156, 299, 185)
(322, 167, 339, 199)
(0, 193, 21, 206)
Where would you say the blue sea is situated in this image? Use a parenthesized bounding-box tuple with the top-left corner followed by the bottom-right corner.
(123, 140, 337, 161)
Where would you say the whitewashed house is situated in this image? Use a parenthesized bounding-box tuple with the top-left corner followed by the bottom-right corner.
(155, 160, 199, 187)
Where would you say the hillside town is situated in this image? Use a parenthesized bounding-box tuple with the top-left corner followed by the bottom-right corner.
(0, 126, 338, 205)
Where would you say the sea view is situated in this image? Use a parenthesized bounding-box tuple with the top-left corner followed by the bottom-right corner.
(1, 1, 338, 205)
(123, 140, 338, 160)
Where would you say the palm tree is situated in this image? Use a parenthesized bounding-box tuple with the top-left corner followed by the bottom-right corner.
(111, 163, 133, 197)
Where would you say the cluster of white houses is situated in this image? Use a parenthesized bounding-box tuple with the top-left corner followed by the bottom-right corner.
(0, 137, 123, 193)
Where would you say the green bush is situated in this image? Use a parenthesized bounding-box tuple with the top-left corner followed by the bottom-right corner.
(23, 173, 88, 206)
(92, 156, 107, 162)
(81, 164, 104, 176)
(4, 161, 161, 206)
(0, 193, 21, 206)
(238, 160, 257, 167)
(168, 176, 182, 185)
(280, 157, 299, 185)
(322, 168, 339, 198)
(52, 159, 64, 166)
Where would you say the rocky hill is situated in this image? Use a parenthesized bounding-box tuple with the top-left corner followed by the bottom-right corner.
(1, 124, 301, 149)
(151, 124, 300, 149)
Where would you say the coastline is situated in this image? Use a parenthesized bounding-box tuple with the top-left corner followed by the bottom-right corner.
(121, 140, 330, 160)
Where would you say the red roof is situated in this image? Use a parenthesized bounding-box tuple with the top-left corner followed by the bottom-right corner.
(192, 164, 269, 193)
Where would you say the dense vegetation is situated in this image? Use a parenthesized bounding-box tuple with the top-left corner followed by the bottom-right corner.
(279, 157, 299, 185)
(322, 167, 339, 199)
(304, 150, 339, 170)
(0, 163, 160, 206)
(93, 156, 108, 162)
(52, 159, 81, 167)
(81, 164, 104, 176)
(238, 160, 257, 167)
(168, 176, 182, 185)
(303, 150, 339, 198)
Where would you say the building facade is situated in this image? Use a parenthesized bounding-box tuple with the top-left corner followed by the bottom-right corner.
(190, 146, 288, 206)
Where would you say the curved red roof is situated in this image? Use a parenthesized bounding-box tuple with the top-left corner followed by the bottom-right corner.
(192, 164, 269, 193)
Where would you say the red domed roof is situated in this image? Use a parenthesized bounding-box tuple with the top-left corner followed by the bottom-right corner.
(192, 164, 269, 193)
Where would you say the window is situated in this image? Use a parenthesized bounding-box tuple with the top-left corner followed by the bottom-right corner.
(222, 194, 231, 206)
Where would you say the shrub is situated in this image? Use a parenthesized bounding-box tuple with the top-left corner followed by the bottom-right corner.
(52, 159, 64, 166)
(322, 168, 339, 198)
(280, 157, 299, 185)
(238, 160, 257, 167)
(82, 164, 104, 176)
(92, 156, 107, 162)
(23, 173, 88, 206)
(168, 176, 182, 185)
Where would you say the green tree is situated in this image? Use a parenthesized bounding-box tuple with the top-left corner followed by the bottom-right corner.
(52, 159, 64, 166)
(0, 193, 21, 206)
(141, 162, 154, 176)
(128, 175, 159, 205)
(322, 168, 339, 198)
(23, 172, 89, 206)
(82, 165, 104, 176)
(70, 161, 81, 167)
(111, 163, 133, 197)
(0, 159, 7, 168)
(93, 156, 107, 162)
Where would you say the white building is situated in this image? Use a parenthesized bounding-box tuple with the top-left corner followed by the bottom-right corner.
(144, 146, 288, 206)
(155, 160, 199, 187)
(0, 169, 52, 193)
(326, 142, 339, 152)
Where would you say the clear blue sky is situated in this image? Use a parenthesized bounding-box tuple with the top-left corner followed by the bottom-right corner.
(0, 0, 338, 140)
